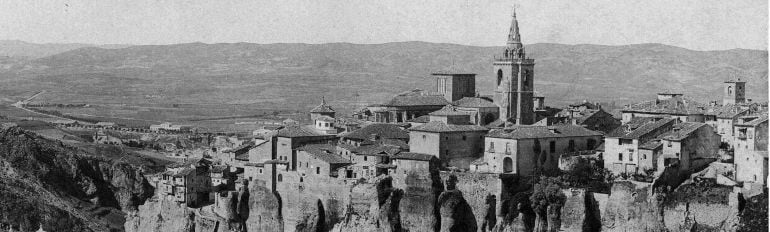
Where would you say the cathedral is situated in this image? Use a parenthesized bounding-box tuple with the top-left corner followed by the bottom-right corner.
(362, 9, 537, 127)
(493, 9, 536, 125)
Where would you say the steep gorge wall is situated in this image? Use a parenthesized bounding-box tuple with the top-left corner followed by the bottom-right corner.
(0, 126, 154, 232)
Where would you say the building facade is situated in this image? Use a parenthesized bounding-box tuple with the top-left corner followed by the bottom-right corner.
(493, 11, 535, 125)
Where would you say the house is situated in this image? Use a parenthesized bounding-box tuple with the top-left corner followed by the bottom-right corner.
(272, 125, 338, 171)
(547, 107, 620, 134)
(95, 121, 117, 128)
(210, 165, 234, 190)
(452, 97, 500, 126)
(621, 93, 708, 123)
(603, 118, 677, 175)
(705, 104, 750, 146)
(655, 122, 721, 173)
(409, 111, 488, 169)
(389, 152, 440, 189)
(339, 123, 409, 146)
(295, 144, 352, 179)
(310, 97, 336, 121)
(734, 114, 768, 185)
(159, 158, 212, 207)
(477, 124, 603, 175)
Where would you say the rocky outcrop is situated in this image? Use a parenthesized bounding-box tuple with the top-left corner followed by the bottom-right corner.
(438, 175, 477, 232)
(601, 181, 666, 232)
(0, 125, 154, 232)
(245, 182, 283, 232)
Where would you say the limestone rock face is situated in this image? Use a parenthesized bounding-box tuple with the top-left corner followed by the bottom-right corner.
(438, 189, 478, 232)
(0, 126, 153, 232)
(124, 196, 196, 232)
(601, 181, 666, 232)
(244, 183, 283, 232)
(398, 172, 443, 231)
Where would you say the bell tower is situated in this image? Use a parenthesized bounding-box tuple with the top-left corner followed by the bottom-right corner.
(723, 78, 746, 105)
(493, 9, 535, 125)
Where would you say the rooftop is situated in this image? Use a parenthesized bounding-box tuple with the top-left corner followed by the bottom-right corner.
(606, 118, 677, 139)
(624, 97, 707, 115)
(735, 114, 769, 127)
(372, 89, 450, 107)
(429, 105, 471, 116)
(486, 124, 603, 139)
(658, 122, 708, 141)
(310, 97, 335, 113)
(296, 144, 351, 164)
(410, 121, 489, 133)
(453, 97, 497, 108)
(639, 140, 663, 150)
(276, 125, 332, 138)
(408, 115, 430, 123)
(705, 104, 749, 118)
(341, 123, 409, 141)
(393, 152, 437, 161)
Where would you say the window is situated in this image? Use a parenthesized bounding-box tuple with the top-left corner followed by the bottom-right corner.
(364, 156, 368, 161)
(568, 140, 575, 152)
(549, 141, 556, 153)
(422, 135, 426, 139)
(618, 153, 623, 161)
(489, 142, 495, 152)
(676, 153, 680, 158)
(462, 135, 467, 141)
(316, 167, 320, 174)
(277, 174, 283, 182)
(629, 154, 633, 161)
(497, 70, 503, 86)
(259, 169, 263, 174)
(667, 141, 672, 147)
(643, 154, 647, 160)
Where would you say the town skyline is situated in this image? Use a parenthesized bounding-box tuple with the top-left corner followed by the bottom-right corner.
(0, 0, 767, 51)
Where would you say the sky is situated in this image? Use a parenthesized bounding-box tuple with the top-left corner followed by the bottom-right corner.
(0, 0, 766, 51)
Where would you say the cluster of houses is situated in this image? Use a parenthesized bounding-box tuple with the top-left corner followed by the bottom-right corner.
(149, 10, 768, 207)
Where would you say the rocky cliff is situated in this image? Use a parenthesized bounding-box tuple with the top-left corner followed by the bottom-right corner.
(0, 125, 154, 231)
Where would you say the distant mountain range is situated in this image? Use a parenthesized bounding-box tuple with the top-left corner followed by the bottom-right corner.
(0, 41, 766, 113)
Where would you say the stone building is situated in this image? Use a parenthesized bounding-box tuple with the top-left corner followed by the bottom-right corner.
(476, 124, 602, 175)
(493, 10, 535, 125)
(389, 152, 440, 189)
(544, 103, 620, 134)
(433, 72, 476, 102)
(339, 123, 409, 146)
(722, 78, 746, 105)
(309, 97, 335, 121)
(295, 144, 352, 179)
(159, 158, 212, 207)
(705, 104, 750, 146)
(273, 125, 338, 172)
(366, 89, 450, 123)
(604, 118, 678, 175)
(655, 122, 721, 173)
(621, 93, 708, 123)
(409, 111, 488, 169)
(452, 97, 500, 126)
(734, 114, 768, 185)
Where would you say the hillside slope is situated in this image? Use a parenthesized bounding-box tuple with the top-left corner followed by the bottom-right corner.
(0, 42, 766, 112)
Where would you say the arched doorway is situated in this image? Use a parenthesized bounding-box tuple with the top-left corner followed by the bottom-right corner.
(503, 157, 513, 173)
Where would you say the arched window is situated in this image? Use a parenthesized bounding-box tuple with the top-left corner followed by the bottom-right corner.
(497, 70, 503, 86)
(727, 86, 733, 95)
(277, 174, 283, 182)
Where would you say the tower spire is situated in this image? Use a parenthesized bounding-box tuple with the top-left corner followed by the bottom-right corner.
(504, 7, 525, 59)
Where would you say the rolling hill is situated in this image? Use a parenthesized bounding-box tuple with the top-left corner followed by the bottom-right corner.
(0, 41, 766, 115)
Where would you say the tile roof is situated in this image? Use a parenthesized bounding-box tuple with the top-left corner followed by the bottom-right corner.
(341, 123, 409, 140)
(624, 97, 707, 115)
(429, 105, 471, 116)
(352, 144, 402, 156)
(310, 99, 335, 113)
(210, 165, 228, 173)
(297, 144, 352, 164)
(486, 124, 603, 139)
(276, 125, 329, 137)
(393, 152, 437, 161)
(705, 104, 749, 118)
(735, 114, 768, 127)
(657, 122, 708, 141)
(410, 121, 489, 133)
(408, 115, 430, 123)
(453, 97, 497, 108)
(374, 89, 450, 107)
(606, 118, 677, 139)
(639, 140, 663, 150)
(173, 167, 197, 177)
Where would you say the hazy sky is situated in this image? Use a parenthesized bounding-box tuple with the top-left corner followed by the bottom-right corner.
(0, 0, 766, 50)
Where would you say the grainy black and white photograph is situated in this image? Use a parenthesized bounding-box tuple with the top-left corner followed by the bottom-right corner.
(0, 1, 767, 231)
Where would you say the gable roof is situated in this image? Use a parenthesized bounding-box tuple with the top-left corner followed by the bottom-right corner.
(296, 144, 351, 164)
(429, 105, 470, 116)
(310, 98, 335, 113)
(276, 125, 328, 138)
(341, 123, 409, 141)
(486, 124, 603, 140)
(606, 118, 677, 139)
(453, 97, 498, 108)
(658, 122, 708, 141)
(374, 89, 450, 107)
(735, 114, 769, 127)
(408, 115, 430, 123)
(410, 121, 489, 133)
(393, 152, 437, 161)
(624, 97, 707, 115)
(705, 104, 749, 118)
